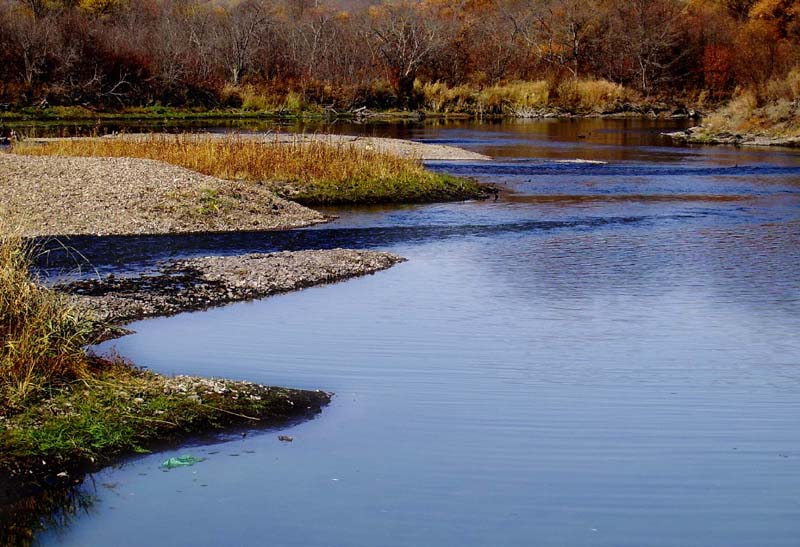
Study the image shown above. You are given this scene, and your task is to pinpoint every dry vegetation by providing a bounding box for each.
[702,68,800,138]
[417,79,637,115]
[14,135,484,205]
[2,0,797,116]
[0,234,96,409]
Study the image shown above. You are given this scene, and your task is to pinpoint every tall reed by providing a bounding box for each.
[0,234,95,408]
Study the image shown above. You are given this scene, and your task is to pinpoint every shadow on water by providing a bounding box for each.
[32,216,653,276]
[432,161,800,178]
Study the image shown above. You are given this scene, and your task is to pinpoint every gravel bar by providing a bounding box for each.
[0,153,326,237]
[61,249,405,326]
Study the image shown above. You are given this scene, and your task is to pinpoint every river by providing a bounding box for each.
[34,118,800,546]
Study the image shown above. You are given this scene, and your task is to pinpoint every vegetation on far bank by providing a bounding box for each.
[2,0,798,116]
[415,79,643,117]
[13,135,485,205]
[2,77,657,120]
[698,69,800,139]
[0,78,655,123]
[667,68,800,144]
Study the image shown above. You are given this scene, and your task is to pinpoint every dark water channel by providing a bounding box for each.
[33,119,800,546]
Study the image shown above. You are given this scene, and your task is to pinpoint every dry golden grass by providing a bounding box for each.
[705,69,800,138]
[418,79,637,115]
[555,79,632,112]
[0,234,96,408]
[14,135,482,205]
[224,84,315,113]
[478,81,552,115]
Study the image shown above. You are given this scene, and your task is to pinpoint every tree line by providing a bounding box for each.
[1,0,798,110]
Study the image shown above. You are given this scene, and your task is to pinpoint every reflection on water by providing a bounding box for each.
[19,119,800,546]
[0,484,93,546]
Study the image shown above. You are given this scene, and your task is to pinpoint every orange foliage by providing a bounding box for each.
[0,0,797,109]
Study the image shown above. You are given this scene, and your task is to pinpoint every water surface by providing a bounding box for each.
[36,119,800,546]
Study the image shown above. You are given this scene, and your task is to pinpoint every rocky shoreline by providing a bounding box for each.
[62,249,405,328]
[0,132,413,534]
[664,126,800,148]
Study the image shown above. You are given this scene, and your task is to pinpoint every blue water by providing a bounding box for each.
[36,119,800,546]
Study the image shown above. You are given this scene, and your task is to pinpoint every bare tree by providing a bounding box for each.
[466,8,528,83]
[10,10,54,88]
[20,0,47,18]
[607,0,686,94]
[289,9,335,86]
[368,1,443,107]
[214,0,273,86]
[500,0,600,78]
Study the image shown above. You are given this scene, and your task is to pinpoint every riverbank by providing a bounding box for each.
[0,96,696,126]
[665,126,800,148]
[0,367,332,504]
[0,241,404,522]
[664,91,800,148]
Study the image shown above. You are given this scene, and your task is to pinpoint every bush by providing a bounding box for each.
[416,79,638,116]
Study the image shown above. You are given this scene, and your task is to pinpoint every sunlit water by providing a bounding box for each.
[35,119,800,546]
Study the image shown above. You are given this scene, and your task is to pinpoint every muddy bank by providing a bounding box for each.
[665,126,800,148]
[0,153,327,238]
[61,249,405,327]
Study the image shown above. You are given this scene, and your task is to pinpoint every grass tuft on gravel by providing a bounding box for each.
[14,134,485,205]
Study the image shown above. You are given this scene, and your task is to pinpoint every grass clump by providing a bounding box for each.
[14,135,484,205]
[0,234,96,409]
[554,79,632,113]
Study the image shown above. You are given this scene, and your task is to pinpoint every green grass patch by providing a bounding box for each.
[1,363,328,464]
[0,235,329,486]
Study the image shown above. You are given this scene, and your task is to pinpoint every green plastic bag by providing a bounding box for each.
[161,454,205,469]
